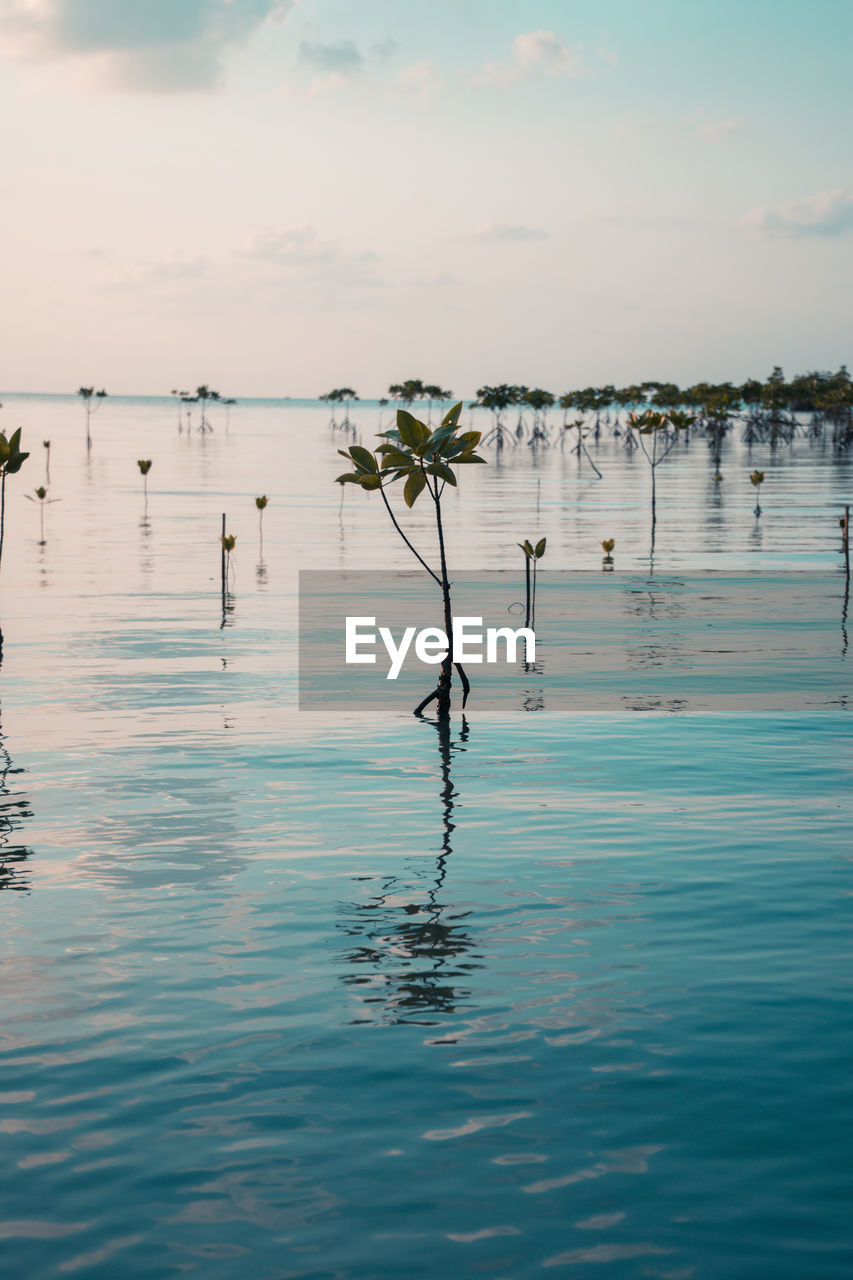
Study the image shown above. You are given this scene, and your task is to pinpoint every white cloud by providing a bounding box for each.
[0,0,294,91]
[392,58,441,97]
[241,227,338,266]
[742,188,853,238]
[696,116,743,140]
[114,252,209,292]
[239,227,381,284]
[469,221,548,243]
[472,29,580,87]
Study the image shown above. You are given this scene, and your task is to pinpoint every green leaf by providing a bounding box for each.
[377,448,412,468]
[426,462,457,485]
[403,469,426,508]
[397,410,420,448]
[335,471,363,484]
[535,537,546,559]
[5,451,29,474]
[441,401,463,429]
[360,474,382,490]
[348,445,379,473]
[9,428,22,453]
[522,540,534,557]
[454,453,487,464]
[459,430,482,448]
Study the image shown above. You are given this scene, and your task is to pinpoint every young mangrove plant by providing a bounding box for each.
[750,470,765,517]
[24,485,59,546]
[629,409,689,532]
[255,495,268,549]
[137,459,152,499]
[77,387,107,449]
[601,537,615,570]
[336,402,486,716]
[564,417,603,478]
[518,537,546,628]
[321,388,359,431]
[43,440,50,483]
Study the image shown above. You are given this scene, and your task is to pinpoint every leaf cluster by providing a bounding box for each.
[518,537,546,560]
[0,428,29,476]
[336,402,485,508]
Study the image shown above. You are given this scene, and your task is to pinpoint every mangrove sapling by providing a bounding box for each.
[524,390,555,446]
[750,470,765,517]
[473,385,516,449]
[24,485,58,545]
[137,460,152,513]
[629,409,689,533]
[841,506,850,582]
[171,390,189,430]
[194,386,220,433]
[255,495,268,551]
[564,418,603,479]
[601,538,615,570]
[77,387,107,449]
[336,402,486,716]
[0,429,31,649]
[43,440,50,483]
[517,538,546,629]
[224,398,237,432]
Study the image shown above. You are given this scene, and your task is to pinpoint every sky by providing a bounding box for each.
[1,0,852,397]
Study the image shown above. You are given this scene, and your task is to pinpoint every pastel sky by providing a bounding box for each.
[1,0,852,397]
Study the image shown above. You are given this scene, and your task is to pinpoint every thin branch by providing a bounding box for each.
[379,483,441,585]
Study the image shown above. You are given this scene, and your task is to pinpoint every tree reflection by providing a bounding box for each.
[337,715,482,1025]
[0,706,33,892]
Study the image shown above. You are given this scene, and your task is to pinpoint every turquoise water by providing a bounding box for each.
[1,396,851,1277]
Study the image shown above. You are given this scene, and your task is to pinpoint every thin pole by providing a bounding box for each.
[844,505,850,581]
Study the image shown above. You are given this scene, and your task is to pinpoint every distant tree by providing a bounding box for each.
[77,387,107,449]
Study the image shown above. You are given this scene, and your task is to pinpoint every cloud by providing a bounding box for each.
[0,0,294,91]
[298,38,364,75]
[392,58,441,97]
[742,188,853,238]
[472,29,580,86]
[241,227,338,266]
[239,226,381,283]
[114,252,209,292]
[469,221,548,243]
[696,116,743,140]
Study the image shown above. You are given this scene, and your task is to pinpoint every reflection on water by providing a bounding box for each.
[339,716,482,1024]
[0,709,32,892]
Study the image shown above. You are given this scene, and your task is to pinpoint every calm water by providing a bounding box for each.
[1,395,851,1278]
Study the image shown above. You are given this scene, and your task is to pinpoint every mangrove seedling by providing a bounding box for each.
[194,386,220,433]
[601,537,615,570]
[171,389,189,430]
[336,401,486,716]
[43,440,50,482]
[137,458,152,496]
[629,409,688,532]
[220,532,236,585]
[24,485,58,546]
[750,470,765,517]
[255,495,268,548]
[518,537,546,628]
[564,417,603,478]
[77,386,107,449]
